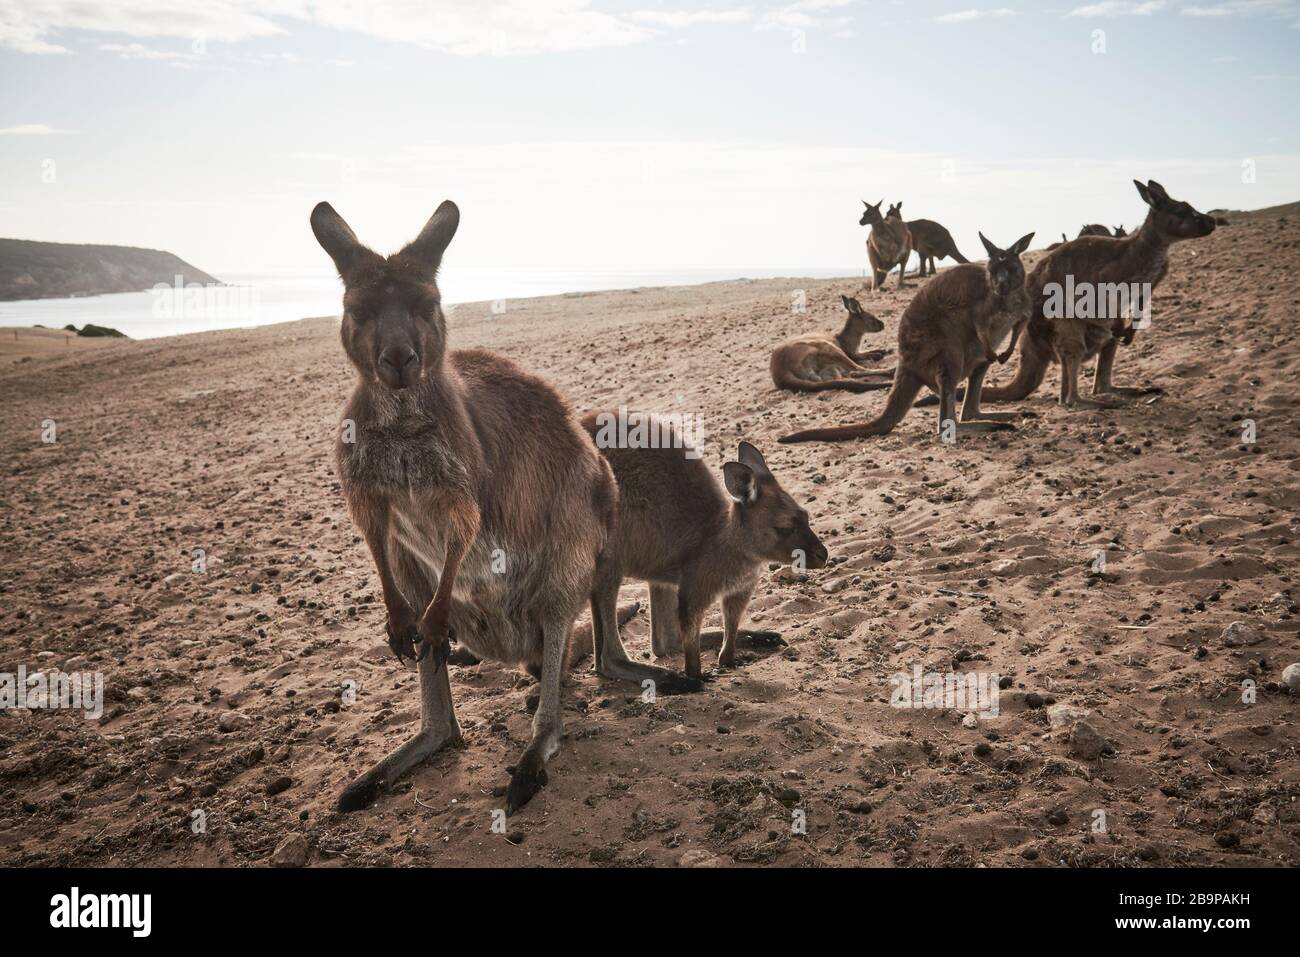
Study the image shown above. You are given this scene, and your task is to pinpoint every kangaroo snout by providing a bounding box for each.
[805,539,829,569]
[378,344,420,389]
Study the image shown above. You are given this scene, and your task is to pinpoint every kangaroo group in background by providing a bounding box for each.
[886,202,970,276]
[312,200,625,816]
[769,295,893,393]
[578,419,826,680]
[1078,224,1126,238]
[861,200,913,290]
[779,232,1034,444]
[956,180,1215,410]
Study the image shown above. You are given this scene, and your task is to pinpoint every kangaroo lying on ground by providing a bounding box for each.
[770,295,893,393]
[312,199,617,816]
[887,203,969,276]
[939,180,1215,410]
[1078,224,1127,239]
[578,418,827,680]
[779,231,1034,444]
[862,200,913,290]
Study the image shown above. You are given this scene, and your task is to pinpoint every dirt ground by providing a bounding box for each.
[1,204,1297,868]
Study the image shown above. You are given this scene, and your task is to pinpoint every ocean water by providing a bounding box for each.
[0,266,862,341]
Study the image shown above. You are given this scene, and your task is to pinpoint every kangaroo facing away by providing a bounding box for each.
[1078,224,1113,238]
[779,231,1035,444]
[959,180,1215,410]
[578,418,827,680]
[888,202,970,276]
[312,200,617,816]
[862,200,913,290]
[770,295,893,393]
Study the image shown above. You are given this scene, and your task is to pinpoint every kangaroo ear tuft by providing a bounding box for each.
[311,202,368,277]
[723,462,758,505]
[737,441,770,476]
[979,231,999,258]
[399,200,460,274]
[1011,232,1035,255]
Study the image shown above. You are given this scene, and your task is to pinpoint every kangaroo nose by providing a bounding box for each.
[379,346,418,374]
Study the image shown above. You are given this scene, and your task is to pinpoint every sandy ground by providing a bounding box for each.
[1,204,1297,868]
[0,326,121,365]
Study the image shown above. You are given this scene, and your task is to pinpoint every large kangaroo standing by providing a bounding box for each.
[312,200,616,815]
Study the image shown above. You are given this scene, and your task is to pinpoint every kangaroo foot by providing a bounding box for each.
[961,410,1029,422]
[955,421,1016,434]
[336,725,462,813]
[505,750,550,816]
[597,658,704,695]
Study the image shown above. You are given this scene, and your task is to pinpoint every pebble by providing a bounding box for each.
[961,713,979,729]
[1070,720,1108,761]
[1046,703,1092,731]
[1221,621,1264,647]
[678,849,723,868]
[265,775,294,796]
[1282,662,1300,692]
[270,833,310,867]
[218,710,249,732]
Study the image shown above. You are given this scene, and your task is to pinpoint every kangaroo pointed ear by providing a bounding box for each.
[737,441,770,476]
[1134,179,1155,207]
[399,200,460,274]
[1146,180,1170,204]
[862,199,870,207]
[841,294,860,313]
[311,202,369,277]
[723,462,758,506]
[1010,232,1035,255]
[979,231,999,258]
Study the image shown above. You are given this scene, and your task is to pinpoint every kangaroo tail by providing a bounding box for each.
[948,245,970,264]
[779,369,924,443]
[980,334,1049,401]
[779,375,891,394]
[566,600,640,668]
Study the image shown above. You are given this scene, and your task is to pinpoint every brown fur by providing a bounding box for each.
[312,199,616,815]
[978,180,1215,409]
[861,200,913,290]
[779,231,1034,443]
[769,295,892,393]
[888,203,969,276]
[579,418,827,679]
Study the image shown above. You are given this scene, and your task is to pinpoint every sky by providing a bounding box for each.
[0,0,1298,277]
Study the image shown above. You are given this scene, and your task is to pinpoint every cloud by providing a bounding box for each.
[1066,1,1166,16]
[933,8,1017,23]
[99,42,200,61]
[629,8,752,28]
[0,1,865,57]
[0,123,75,135]
[755,0,854,32]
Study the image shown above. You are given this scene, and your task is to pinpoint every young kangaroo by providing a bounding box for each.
[961,180,1215,410]
[888,203,970,277]
[579,417,827,680]
[1077,224,1114,238]
[312,200,617,816]
[861,200,913,291]
[778,231,1034,444]
[770,295,893,393]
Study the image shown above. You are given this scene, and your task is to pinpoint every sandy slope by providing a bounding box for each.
[0,207,1297,868]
